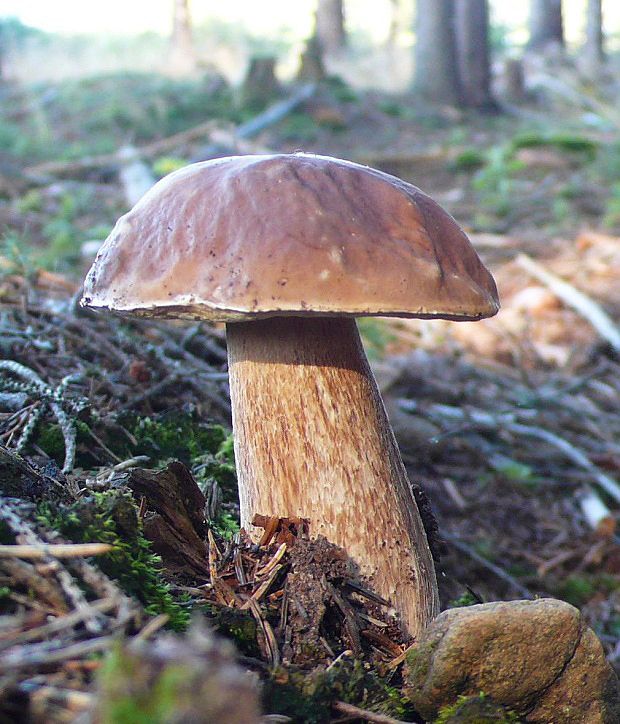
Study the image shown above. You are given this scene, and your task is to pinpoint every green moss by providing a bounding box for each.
[434,693,521,723]
[152,156,188,178]
[211,607,260,657]
[96,643,190,724]
[555,573,619,608]
[448,591,479,609]
[555,575,597,607]
[378,100,405,117]
[277,112,319,143]
[125,412,229,468]
[210,511,240,539]
[36,489,189,630]
[357,318,396,360]
[405,639,437,686]
[452,149,486,172]
[264,659,417,723]
[325,75,358,103]
[15,189,44,214]
[510,132,598,161]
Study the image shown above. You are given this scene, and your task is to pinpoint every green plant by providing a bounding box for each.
[603,182,620,227]
[555,574,596,607]
[152,156,188,178]
[452,149,486,173]
[37,490,189,630]
[358,318,396,360]
[510,132,598,161]
[434,693,521,723]
[488,455,535,484]
[472,146,525,219]
[263,658,416,723]
[96,643,190,724]
[15,189,44,214]
[448,591,480,608]
[0,233,39,278]
[277,112,319,142]
[378,100,405,118]
[325,76,358,103]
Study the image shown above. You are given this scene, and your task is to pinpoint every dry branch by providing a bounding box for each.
[0,543,113,559]
[332,700,410,724]
[516,253,620,352]
[25,83,316,180]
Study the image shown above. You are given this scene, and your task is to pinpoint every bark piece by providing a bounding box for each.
[0,444,68,502]
[120,462,209,577]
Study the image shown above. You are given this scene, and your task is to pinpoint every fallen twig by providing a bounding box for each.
[400,398,620,504]
[516,253,620,352]
[0,599,116,652]
[0,543,113,559]
[191,83,316,162]
[0,635,111,670]
[332,700,409,724]
[443,531,534,599]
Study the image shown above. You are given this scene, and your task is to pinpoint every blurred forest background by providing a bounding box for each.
[3,1,620,721]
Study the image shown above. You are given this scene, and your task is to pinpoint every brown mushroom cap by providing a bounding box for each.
[82,153,499,321]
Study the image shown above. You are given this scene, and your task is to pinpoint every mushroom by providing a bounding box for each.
[81,153,499,636]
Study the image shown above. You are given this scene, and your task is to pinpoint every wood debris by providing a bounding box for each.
[200,516,408,670]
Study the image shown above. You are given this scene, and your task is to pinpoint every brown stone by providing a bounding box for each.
[406,598,620,722]
[527,627,620,723]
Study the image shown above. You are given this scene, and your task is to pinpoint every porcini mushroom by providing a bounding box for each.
[81,153,499,636]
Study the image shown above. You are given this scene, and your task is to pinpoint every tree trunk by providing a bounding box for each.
[528,0,564,52]
[168,0,197,75]
[454,0,496,110]
[315,0,346,55]
[297,36,327,83]
[582,0,605,77]
[227,316,439,638]
[239,57,281,112]
[386,0,400,48]
[413,0,460,105]
[503,58,526,103]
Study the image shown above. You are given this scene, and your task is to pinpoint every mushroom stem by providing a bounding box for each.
[226,316,439,636]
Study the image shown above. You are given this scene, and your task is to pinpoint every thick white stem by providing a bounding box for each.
[226,316,439,637]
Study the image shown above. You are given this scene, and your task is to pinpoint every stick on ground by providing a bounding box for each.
[516,253,620,352]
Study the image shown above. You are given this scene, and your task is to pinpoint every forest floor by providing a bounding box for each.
[1,61,620,721]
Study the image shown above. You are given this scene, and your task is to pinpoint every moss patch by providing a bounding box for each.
[435,693,521,723]
[37,489,189,630]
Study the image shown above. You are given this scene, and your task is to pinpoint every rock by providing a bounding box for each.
[406,598,620,723]
[527,627,620,723]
